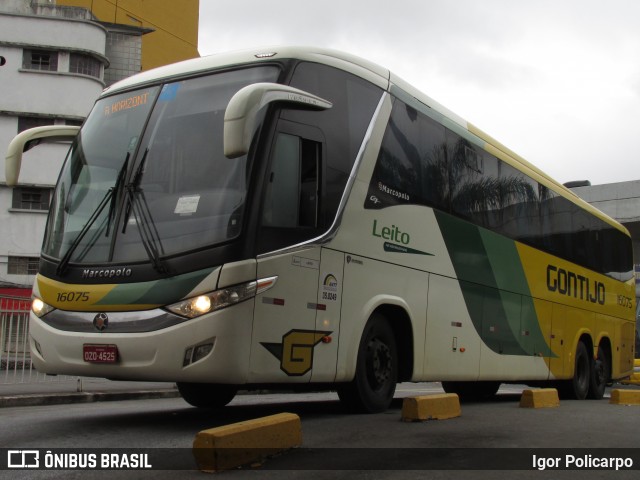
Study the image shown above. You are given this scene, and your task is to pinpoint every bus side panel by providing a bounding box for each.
[531,297,554,379]
[517,242,635,380]
[618,319,636,379]
[551,305,593,381]
[477,288,550,381]
[549,303,567,379]
[249,247,322,383]
[337,255,427,383]
[311,248,345,383]
[593,313,615,376]
[423,274,481,381]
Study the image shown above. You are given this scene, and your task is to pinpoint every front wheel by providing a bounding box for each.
[177,382,237,408]
[337,313,398,413]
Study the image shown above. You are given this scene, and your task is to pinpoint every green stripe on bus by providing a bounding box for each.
[96,267,214,306]
[435,210,552,356]
[479,229,555,357]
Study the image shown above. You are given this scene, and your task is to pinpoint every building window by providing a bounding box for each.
[69,53,101,78]
[8,256,40,275]
[11,187,52,211]
[23,49,58,71]
[17,117,84,133]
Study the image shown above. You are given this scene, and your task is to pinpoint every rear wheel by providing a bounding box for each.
[587,345,610,400]
[559,341,590,400]
[337,313,398,413]
[177,382,237,408]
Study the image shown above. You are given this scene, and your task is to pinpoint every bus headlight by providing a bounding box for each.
[32,297,54,318]
[165,276,277,319]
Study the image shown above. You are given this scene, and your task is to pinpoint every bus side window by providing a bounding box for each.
[258,131,322,253]
[262,133,319,228]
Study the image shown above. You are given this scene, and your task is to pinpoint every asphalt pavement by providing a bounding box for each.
[0,377,180,408]
[2,376,638,410]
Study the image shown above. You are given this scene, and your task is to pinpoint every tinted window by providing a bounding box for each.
[496,162,539,243]
[366,99,446,210]
[286,62,382,221]
[366,97,633,281]
[257,121,325,253]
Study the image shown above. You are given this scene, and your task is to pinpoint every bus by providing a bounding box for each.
[621,303,640,385]
[5,47,636,413]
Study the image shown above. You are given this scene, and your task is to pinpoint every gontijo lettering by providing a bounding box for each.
[546,264,605,305]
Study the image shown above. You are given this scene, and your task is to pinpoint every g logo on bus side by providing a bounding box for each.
[261,329,331,376]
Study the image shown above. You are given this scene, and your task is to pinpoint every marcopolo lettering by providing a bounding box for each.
[372,219,410,245]
[82,268,133,279]
[546,264,605,305]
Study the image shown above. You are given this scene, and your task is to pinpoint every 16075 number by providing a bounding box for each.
[56,291,90,303]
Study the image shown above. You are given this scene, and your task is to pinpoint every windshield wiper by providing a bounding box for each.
[56,154,130,276]
[106,152,129,236]
[121,148,168,273]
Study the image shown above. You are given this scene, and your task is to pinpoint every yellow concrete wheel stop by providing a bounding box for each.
[610,389,640,405]
[519,388,560,408]
[401,393,461,421]
[193,412,302,472]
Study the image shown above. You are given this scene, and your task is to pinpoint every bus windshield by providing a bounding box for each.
[43,66,280,266]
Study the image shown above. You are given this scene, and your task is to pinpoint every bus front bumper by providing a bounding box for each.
[28,300,254,383]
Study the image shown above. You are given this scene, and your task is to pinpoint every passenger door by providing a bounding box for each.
[249,121,331,383]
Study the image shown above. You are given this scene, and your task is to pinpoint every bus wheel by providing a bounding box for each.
[560,341,590,400]
[176,382,237,408]
[337,313,398,413]
[441,381,500,402]
[587,345,610,400]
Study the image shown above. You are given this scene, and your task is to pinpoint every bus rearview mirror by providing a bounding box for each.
[5,125,80,186]
[224,82,332,159]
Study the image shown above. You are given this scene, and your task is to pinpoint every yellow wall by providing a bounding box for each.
[57,0,200,70]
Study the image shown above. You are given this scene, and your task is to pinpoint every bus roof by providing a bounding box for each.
[103,46,391,95]
[103,46,629,237]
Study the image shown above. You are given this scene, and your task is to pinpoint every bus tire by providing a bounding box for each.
[441,381,500,402]
[337,313,398,413]
[560,341,590,400]
[176,382,237,408]
[587,345,610,400]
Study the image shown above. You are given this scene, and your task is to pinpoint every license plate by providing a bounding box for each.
[83,344,118,364]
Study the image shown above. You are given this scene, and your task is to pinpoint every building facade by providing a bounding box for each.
[0,0,200,296]
[0,1,108,293]
[57,0,200,71]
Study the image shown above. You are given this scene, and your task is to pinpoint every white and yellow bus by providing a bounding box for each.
[5,47,636,412]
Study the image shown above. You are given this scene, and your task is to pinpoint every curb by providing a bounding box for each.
[0,389,181,408]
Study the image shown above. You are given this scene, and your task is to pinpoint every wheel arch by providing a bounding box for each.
[373,304,414,382]
[569,330,593,377]
[596,335,612,360]
[337,296,416,383]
